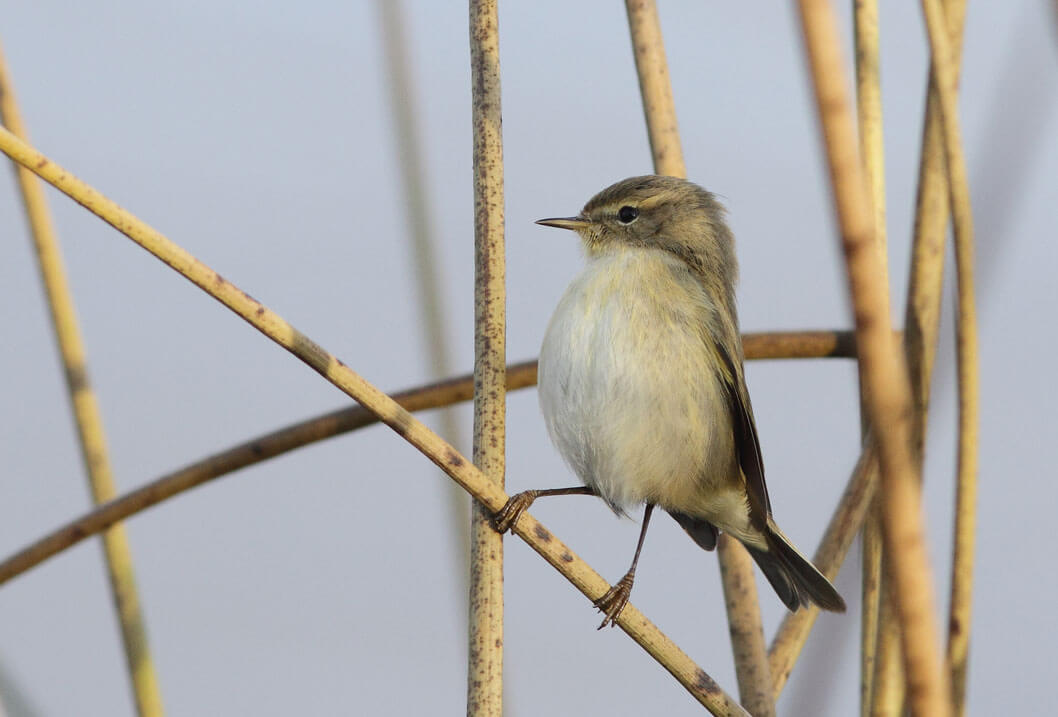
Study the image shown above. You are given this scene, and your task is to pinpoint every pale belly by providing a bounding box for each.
[538,249,745,525]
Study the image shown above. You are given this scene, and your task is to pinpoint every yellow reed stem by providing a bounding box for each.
[0,42,164,717]
[0,125,750,716]
[860,509,883,714]
[872,0,968,709]
[467,0,507,713]
[871,570,905,716]
[919,2,979,713]
[768,0,966,689]
[717,536,775,717]
[795,2,950,715]
[624,0,685,178]
[852,2,888,712]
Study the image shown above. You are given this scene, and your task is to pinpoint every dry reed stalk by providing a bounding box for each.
[852,2,888,712]
[871,575,905,716]
[624,2,771,712]
[795,1,950,715]
[0,125,750,716]
[468,0,507,713]
[377,0,471,621]
[0,332,855,588]
[873,0,969,709]
[919,2,979,713]
[860,513,884,714]
[717,536,774,717]
[0,42,164,717]
[770,0,968,697]
[624,0,685,178]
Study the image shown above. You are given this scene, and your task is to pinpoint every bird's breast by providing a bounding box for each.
[538,248,737,513]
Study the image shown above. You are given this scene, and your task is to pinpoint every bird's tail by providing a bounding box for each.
[745,519,846,613]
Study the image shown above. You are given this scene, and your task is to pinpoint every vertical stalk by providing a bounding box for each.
[0,42,164,717]
[794,2,951,715]
[717,536,775,717]
[852,2,888,713]
[873,1,969,712]
[624,2,772,713]
[919,2,979,713]
[870,579,905,715]
[624,0,685,178]
[377,0,471,630]
[467,1,507,715]
[860,514,883,715]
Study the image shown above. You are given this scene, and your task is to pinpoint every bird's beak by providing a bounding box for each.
[536,216,590,231]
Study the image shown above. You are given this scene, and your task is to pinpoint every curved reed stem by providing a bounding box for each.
[0,126,749,716]
[0,42,164,717]
[0,331,853,589]
[795,2,949,714]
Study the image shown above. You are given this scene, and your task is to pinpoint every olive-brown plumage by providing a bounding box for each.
[495,175,845,625]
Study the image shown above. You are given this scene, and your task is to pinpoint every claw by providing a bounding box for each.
[593,572,636,629]
[492,490,539,534]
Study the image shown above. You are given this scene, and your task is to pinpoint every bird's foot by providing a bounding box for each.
[594,571,636,629]
[492,490,540,534]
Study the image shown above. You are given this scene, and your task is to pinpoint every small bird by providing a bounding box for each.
[494,175,845,628]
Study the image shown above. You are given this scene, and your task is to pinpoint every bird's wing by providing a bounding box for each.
[714,339,773,529]
[668,510,719,551]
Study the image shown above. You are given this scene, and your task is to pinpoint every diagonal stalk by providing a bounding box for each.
[0,125,747,716]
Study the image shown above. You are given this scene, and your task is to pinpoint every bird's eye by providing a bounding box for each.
[617,206,639,224]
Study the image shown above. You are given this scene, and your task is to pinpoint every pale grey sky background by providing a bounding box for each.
[1,2,1055,715]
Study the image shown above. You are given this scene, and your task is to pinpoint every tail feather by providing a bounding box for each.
[747,520,846,613]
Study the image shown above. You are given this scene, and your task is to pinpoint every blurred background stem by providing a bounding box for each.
[376,0,471,642]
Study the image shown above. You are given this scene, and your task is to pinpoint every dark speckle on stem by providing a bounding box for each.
[389,408,413,437]
[533,524,551,542]
[694,668,721,695]
[64,363,89,394]
[445,449,464,468]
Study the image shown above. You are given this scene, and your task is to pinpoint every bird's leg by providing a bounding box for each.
[594,503,655,629]
[492,486,596,533]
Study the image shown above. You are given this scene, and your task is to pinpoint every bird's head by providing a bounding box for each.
[536,175,736,282]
